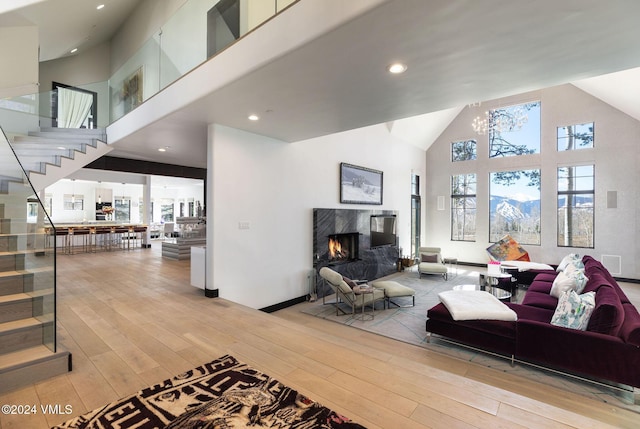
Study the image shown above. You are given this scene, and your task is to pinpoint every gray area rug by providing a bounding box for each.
[302,266,640,413]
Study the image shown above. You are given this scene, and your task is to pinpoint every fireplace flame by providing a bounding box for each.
[328,237,348,259]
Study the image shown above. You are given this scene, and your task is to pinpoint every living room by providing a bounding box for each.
[3,1,640,427]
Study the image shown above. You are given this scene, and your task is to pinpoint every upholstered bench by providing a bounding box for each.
[371,280,415,308]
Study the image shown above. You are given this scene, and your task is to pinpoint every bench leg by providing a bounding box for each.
[387,295,415,308]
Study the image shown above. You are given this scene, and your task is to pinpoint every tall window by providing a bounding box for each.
[489,101,541,158]
[411,174,421,257]
[161,200,175,223]
[451,139,476,161]
[451,174,476,241]
[558,165,594,248]
[44,194,53,217]
[490,169,540,245]
[139,198,145,222]
[115,198,131,223]
[558,122,594,151]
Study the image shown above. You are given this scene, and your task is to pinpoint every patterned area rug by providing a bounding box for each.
[52,355,366,429]
[303,268,640,413]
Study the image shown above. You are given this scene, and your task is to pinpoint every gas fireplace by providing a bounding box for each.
[328,232,359,262]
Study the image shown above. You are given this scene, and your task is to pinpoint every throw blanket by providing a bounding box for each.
[500,260,554,272]
[52,355,365,429]
[439,290,517,321]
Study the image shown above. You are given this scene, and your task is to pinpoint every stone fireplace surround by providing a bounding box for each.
[313,208,399,297]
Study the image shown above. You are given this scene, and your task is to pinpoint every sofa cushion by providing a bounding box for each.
[531,272,558,284]
[619,303,640,346]
[521,290,558,310]
[582,272,612,295]
[507,303,554,323]
[551,290,596,331]
[583,256,632,305]
[427,302,516,339]
[587,285,625,336]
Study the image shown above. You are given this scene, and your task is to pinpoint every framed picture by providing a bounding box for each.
[340,162,383,205]
[122,67,143,114]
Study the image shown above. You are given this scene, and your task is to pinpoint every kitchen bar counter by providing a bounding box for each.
[46,224,147,254]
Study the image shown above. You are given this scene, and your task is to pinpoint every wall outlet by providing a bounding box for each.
[238,222,250,230]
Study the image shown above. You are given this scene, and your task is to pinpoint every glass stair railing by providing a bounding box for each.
[0,126,70,394]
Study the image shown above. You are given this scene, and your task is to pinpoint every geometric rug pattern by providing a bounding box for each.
[51,354,367,429]
[302,267,640,413]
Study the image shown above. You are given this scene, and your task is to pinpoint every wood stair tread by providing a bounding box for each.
[0,345,68,372]
[0,292,32,304]
[0,270,33,278]
[0,317,47,333]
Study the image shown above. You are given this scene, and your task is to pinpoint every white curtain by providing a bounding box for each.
[57,87,93,128]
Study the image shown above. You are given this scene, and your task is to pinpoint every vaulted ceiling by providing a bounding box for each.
[3,0,640,168]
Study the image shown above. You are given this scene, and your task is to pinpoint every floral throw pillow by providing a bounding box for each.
[551,290,596,330]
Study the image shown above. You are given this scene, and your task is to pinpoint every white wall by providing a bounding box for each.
[208,123,426,309]
[425,84,640,278]
[0,26,38,98]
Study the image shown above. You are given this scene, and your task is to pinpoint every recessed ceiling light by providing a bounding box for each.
[158,147,168,152]
[57,146,66,150]
[97,4,105,10]
[70,48,78,54]
[388,63,407,74]
[248,114,259,121]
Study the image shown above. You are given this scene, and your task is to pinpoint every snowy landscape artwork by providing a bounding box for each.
[340,163,383,205]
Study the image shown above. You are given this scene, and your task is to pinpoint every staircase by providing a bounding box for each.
[0,126,83,394]
[0,202,70,394]
[10,127,113,191]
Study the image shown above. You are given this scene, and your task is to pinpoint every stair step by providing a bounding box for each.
[0,293,34,323]
[0,317,50,354]
[13,146,75,158]
[0,271,35,295]
[0,345,71,395]
[0,218,9,234]
[28,131,106,142]
[38,126,106,137]
[0,233,18,252]
[13,136,93,150]
[0,252,26,271]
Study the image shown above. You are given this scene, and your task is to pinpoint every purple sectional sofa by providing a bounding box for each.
[426,256,640,391]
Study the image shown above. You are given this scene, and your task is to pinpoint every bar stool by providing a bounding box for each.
[71,228,91,254]
[113,227,129,250]
[55,228,69,254]
[131,226,147,249]
[95,227,111,251]
[88,227,97,253]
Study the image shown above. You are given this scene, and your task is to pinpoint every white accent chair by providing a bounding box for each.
[318,267,385,316]
[162,222,175,240]
[418,246,448,280]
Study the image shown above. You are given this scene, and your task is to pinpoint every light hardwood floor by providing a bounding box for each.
[1,243,638,429]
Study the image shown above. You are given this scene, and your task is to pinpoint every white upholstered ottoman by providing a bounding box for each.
[371,280,416,308]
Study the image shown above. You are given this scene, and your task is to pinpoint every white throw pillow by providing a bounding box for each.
[550,270,577,298]
[564,263,589,294]
[551,290,596,330]
[556,253,580,272]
